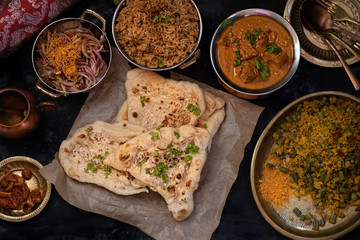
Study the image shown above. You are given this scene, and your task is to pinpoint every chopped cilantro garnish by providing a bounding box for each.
[85,161,97,174]
[87,131,90,137]
[171,162,177,166]
[203,124,208,128]
[261,73,267,80]
[146,45,151,50]
[174,131,180,139]
[187,103,201,116]
[167,141,173,149]
[265,42,280,55]
[140,96,145,107]
[153,14,162,23]
[171,148,181,156]
[164,16,171,23]
[146,162,170,182]
[185,142,199,154]
[162,174,169,183]
[149,131,160,140]
[166,153,174,160]
[184,155,193,163]
[156,125,163,131]
[93,151,109,163]
[154,152,159,157]
[245,32,256,45]
[158,60,165,68]
[254,59,262,69]
[254,59,269,80]
[221,19,234,28]
[139,158,147,166]
[103,165,111,178]
[254,28,263,36]
[153,169,161,176]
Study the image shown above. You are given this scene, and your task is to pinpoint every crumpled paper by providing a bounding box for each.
[40,47,264,240]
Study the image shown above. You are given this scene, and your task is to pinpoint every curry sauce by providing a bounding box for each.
[216,15,293,90]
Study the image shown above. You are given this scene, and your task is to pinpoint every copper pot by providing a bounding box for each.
[0,87,55,139]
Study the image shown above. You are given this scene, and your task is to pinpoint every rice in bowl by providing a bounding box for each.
[114,0,200,69]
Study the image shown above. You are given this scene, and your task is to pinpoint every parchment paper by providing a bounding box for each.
[40,47,264,240]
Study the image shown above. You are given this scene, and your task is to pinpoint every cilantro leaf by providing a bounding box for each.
[221,19,234,28]
[254,28,263,36]
[174,131,180,139]
[149,131,160,140]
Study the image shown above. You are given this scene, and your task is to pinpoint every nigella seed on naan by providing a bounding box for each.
[58,121,149,195]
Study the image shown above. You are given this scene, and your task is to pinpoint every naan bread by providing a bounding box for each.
[196,92,225,139]
[123,68,206,130]
[104,125,211,221]
[117,91,226,139]
[59,121,148,195]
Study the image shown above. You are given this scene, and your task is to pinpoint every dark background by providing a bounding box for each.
[0,0,359,239]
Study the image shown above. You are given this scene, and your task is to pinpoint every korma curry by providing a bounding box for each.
[216,15,294,90]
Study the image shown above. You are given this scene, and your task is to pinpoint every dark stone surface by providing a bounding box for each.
[0,0,359,239]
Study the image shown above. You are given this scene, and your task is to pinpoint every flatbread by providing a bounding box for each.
[196,92,225,139]
[104,125,211,221]
[58,120,149,195]
[116,91,226,139]
[123,68,206,130]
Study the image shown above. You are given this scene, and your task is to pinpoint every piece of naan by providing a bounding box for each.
[59,120,149,195]
[104,125,211,221]
[122,68,206,130]
[195,91,225,139]
[116,91,226,140]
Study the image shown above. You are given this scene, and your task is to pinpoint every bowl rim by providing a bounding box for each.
[210,8,301,97]
[250,91,360,239]
[111,0,203,71]
[0,156,52,222]
[31,17,113,94]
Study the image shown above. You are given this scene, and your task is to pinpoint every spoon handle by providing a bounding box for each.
[325,38,360,90]
[333,26,360,42]
[326,31,360,61]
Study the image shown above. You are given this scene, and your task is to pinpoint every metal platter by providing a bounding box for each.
[284,0,360,67]
[0,156,51,222]
[251,92,360,239]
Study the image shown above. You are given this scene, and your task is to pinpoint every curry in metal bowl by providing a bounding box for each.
[210,9,300,99]
[217,15,293,89]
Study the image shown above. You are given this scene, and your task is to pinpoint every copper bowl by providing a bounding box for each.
[210,9,301,99]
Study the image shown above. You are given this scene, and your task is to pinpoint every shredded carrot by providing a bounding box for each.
[259,167,292,209]
[45,32,82,79]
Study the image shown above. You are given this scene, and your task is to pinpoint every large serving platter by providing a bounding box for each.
[251,91,360,239]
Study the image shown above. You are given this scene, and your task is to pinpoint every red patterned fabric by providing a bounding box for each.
[0,0,78,59]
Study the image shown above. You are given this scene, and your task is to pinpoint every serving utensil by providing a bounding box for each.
[302,2,360,42]
[322,29,360,61]
[319,0,360,27]
[301,1,360,90]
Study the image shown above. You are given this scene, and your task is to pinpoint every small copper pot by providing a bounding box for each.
[0,87,55,139]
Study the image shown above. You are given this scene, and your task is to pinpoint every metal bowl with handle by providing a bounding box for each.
[32,9,112,98]
[112,0,202,71]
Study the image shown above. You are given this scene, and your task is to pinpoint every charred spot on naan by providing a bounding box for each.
[119,153,130,162]
[178,209,187,217]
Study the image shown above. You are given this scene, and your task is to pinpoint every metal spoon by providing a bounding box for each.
[301,2,360,90]
[321,29,360,61]
[301,2,360,42]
